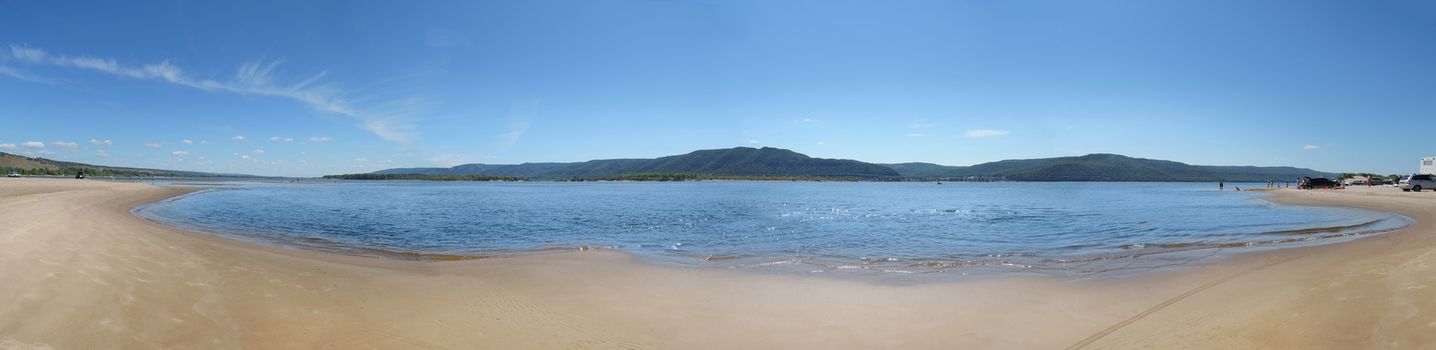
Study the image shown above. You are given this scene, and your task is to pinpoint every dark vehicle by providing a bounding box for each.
[1298,177,1339,189]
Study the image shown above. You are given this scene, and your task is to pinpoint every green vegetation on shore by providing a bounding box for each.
[321,173,527,181]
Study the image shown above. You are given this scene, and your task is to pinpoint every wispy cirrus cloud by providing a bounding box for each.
[21,141,44,148]
[308,136,333,142]
[964,129,1010,138]
[5,44,419,143]
[0,143,17,151]
[88,139,111,146]
[230,135,247,141]
[0,65,54,84]
[1302,144,1320,151]
[494,100,538,150]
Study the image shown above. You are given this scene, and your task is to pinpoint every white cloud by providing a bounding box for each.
[88,139,111,146]
[6,44,418,143]
[493,101,537,150]
[9,45,46,62]
[182,139,193,145]
[493,126,528,149]
[52,141,78,150]
[0,143,16,150]
[0,65,54,84]
[964,129,1010,138]
[95,150,110,157]
[307,136,332,142]
[1303,144,1320,151]
[231,135,247,141]
[171,151,190,157]
[748,140,760,144]
[21,141,43,148]
[143,142,164,148]
[816,141,826,145]
[240,155,252,160]
[270,136,294,142]
[252,149,265,155]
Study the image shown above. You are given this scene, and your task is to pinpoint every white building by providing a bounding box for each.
[1423,156,1436,175]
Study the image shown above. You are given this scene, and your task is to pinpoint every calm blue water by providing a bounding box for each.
[135,181,1409,276]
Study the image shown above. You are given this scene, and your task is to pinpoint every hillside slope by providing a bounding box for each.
[1,152,239,177]
[376,147,902,180]
[883,154,1332,181]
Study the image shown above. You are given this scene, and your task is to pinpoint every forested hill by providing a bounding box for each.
[370,148,1333,182]
[0,152,241,177]
[883,153,1333,181]
[375,147,901,180]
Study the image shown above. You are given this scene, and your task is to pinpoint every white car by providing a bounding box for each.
[1400,174,1435,192]
[5,173,20,178]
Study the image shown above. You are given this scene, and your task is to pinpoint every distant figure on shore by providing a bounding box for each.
[75,170,85,179]
[1219,180,1224,191]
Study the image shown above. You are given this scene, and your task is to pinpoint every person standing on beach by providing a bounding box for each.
[1219,180,1224,191]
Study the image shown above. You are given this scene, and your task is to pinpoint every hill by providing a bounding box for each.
[883,154,1334,181]
[0,152,243,177]
[375,147,902,180]
[369,149,1334,182]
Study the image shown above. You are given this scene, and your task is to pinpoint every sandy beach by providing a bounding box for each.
[2,179,1434,349]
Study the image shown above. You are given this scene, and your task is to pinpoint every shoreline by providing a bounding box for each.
[3,179,1435,348]
[130,181,1411,280]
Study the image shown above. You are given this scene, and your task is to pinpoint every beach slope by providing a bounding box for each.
[1,179,1434,349]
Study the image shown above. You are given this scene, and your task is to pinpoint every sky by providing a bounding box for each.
[1,0,1435,177]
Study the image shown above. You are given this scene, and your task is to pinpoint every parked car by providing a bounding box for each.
[1298,177,1339,189]
[5,172,20,178]
[1400,174,1435,192]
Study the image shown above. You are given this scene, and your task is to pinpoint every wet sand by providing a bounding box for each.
[1,179,1433,349]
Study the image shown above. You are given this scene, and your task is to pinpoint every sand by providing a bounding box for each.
[1,179,1433,349]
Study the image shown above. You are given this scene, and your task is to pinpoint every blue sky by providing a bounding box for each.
[1,0,1434,177]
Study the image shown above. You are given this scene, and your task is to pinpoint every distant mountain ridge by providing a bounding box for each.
[373,148,1333,181]
[883,153,1333,181]
[0,152,246,177]
[378,147,901,180]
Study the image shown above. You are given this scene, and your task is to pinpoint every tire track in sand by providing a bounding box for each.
[1065,254,1305,350]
